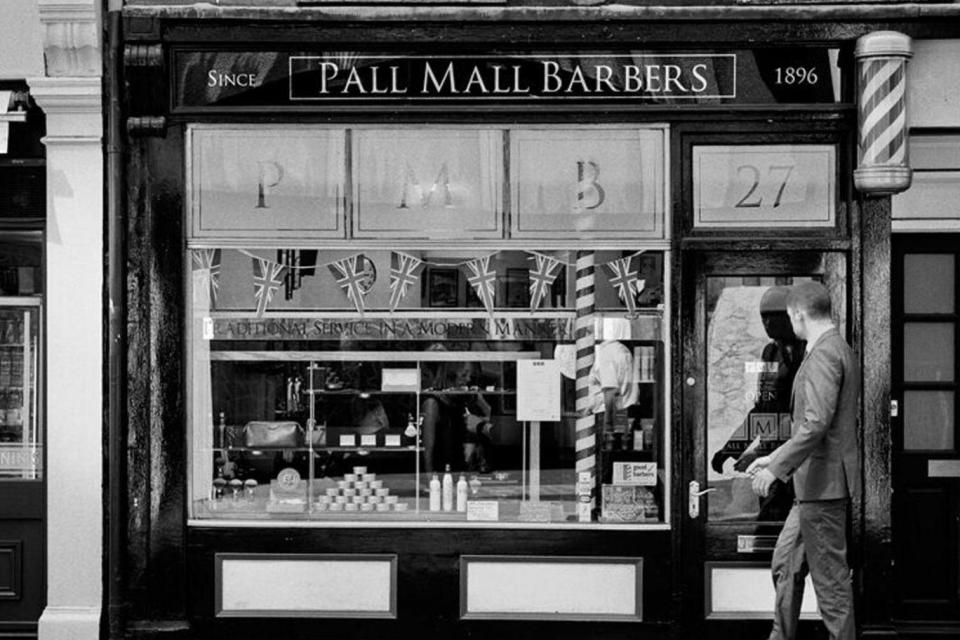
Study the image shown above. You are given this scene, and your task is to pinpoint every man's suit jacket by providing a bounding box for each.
[768,326,860,501]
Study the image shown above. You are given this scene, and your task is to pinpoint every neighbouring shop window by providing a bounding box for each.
[0,231,42,479]
[187,248,668,527]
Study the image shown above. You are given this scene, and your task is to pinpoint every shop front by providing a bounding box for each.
[111,5,942,639]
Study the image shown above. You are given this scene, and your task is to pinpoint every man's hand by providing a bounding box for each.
[745,455,771,476]
[464,412,485,434]
[751,468,777,497]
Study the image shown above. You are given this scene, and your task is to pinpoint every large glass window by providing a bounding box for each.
[0,232,42,480]
[185,125,670,527]
[188,247,668,526]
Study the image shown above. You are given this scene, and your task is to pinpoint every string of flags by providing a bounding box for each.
[252,257,286,318]
[190,248,649,317]
[601,256,646,317]
[191,249,221,305]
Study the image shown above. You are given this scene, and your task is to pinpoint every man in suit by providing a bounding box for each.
[747,281,860,640]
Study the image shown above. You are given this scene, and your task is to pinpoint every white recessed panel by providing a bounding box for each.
[893,171,960,220]
[710,566,819,619]
[464,559,640,620]
[929,460,960,477]
[219,556,394,617]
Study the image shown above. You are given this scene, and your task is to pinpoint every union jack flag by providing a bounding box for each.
[602,256,645,316]
[465,255,497,315]
[252,257,285,318]
[329,253,375,315]
[389,251,424,312]
[528,252,563,312]
[191,249,221,306]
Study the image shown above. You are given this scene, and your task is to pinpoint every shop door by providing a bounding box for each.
[891,235,960,623]
[681,250,847,639]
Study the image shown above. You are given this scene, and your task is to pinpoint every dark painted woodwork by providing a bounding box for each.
[118,8,960,48]
[105,8,936,639]
[123,127,188,621]
[0,539,22,598]
[890,234,960,625]
[678,127,853,241]
[680,250,853,640]
[0,518,43,635]
[184,527,672,640]
[0,622,38,640]
[860,198,894,637]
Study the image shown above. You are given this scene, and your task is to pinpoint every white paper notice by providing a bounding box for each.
[612,461,658,486]
[517,359,561,422]
[466,501,499,522]
[382,368,419,392]
[0,91,11,155]
[202,317,214,340]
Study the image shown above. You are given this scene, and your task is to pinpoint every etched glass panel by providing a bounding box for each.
[904,254,954,314]
[904,390,955,451]
[904,322,955,382]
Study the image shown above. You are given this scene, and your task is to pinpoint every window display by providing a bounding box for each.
[0,231,42,480]
[188,248,668,526]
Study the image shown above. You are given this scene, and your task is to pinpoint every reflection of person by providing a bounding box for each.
[589,318,638,434]
[748,281,860,640]
[710,286,803,522]
[420,358,457,474]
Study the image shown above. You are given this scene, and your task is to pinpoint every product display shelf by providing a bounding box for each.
[205,349,553,518]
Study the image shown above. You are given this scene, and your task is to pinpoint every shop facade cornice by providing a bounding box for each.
[39,0,101,77]
[120,2,960,23]
[28,77,103,140]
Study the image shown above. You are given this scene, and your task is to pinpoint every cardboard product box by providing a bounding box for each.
[601,484,655,523]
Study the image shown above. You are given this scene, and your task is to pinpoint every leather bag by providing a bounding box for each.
[243,421,304,448]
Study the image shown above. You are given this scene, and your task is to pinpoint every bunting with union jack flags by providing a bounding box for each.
[389,251,424,312]
[464,255,497,316]
[601,255,645,317]
[252,256,286,318]
[191,248,221,306]
[328,253,377,316]
[527,252,563,312]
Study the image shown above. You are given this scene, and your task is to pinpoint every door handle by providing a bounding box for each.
[688,480,717,519]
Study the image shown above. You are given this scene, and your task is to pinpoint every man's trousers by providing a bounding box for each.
[769,499,855,640]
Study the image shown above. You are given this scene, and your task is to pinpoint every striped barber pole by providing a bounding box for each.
[859,59,906,166]
[854,31,913,195]
[574,251,597,514]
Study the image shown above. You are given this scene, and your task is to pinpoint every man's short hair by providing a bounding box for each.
[786,281,832,319]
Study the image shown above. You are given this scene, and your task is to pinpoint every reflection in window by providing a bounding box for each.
[187,247,668,527]
[706,276,828,525]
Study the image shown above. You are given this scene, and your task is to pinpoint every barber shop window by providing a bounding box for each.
[185,125,671,528]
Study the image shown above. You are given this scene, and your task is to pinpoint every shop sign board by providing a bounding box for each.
[693,145,837,228]
[206,314,662,342]
[208,316,576,341]
[173,49,841,109]
[0,444,41,476]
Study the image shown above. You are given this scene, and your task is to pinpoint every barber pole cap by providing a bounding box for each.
[854,31,913,196]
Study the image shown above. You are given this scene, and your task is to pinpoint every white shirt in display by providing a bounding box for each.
[589,340,639,415]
